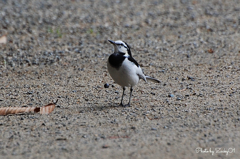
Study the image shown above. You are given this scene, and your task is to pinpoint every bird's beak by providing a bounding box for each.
[108,40,115,45]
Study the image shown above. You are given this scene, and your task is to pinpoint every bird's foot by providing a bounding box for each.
[119,103,131,107]
[124,103,131,107]
[119,103,124,107]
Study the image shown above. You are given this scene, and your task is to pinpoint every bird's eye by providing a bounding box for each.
[120,44,126,48]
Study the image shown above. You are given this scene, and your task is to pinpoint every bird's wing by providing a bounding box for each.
[136,67,147,82]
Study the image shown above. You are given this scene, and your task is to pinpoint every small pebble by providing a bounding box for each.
[159,70,165,73]
[102,145,109,148]
[176,97,181,101]
[104,83,109,88]
[187,76,195,81]
[151,92,155,95]
[151,127,157,131]
[74,48,79,52]
[131,126,136,130]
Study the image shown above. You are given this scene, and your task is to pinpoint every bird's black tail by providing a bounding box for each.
[146,76,161,83]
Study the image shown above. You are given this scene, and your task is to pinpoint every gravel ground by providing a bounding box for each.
[0,0,240,158]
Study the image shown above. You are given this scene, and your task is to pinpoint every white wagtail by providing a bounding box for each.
[107,40,160,106]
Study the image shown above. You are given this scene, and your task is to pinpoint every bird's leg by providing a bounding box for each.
[125,87,133,107]
[120,87,125,106]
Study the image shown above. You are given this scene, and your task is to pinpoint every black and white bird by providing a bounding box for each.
[107,40,160,106]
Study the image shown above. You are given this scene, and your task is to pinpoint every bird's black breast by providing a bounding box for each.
[108,53,126,70]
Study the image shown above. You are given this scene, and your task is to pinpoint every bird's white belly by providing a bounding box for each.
[107,60,139,87]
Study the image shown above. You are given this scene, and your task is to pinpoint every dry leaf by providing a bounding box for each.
[208,49,214,53]
[40,102,56,114]
[102,145,110,148]
[0,100,57,116]
[0,107,37,116]
[192,1,197,5]
[0,35,7,44]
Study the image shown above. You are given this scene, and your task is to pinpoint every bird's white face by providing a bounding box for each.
[109,40,129,55]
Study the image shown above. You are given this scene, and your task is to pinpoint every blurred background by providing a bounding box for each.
[1,0,239,68]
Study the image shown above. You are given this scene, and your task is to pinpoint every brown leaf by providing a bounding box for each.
[102,145,109,149]
[0,35,7,44]
[0,100,57,116]
[207,28,213,32]
[0,107,36,115]
[40,102,56,114]
[208,49,214,53]
[192,1,197,5]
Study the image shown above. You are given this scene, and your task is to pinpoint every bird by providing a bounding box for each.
[107,40,160,106]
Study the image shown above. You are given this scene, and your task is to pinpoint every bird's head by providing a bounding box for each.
[108,40,132,56]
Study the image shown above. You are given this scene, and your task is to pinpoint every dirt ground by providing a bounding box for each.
[0,0,240,158]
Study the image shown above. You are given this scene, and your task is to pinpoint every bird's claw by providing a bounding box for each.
[119,103,131,107]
